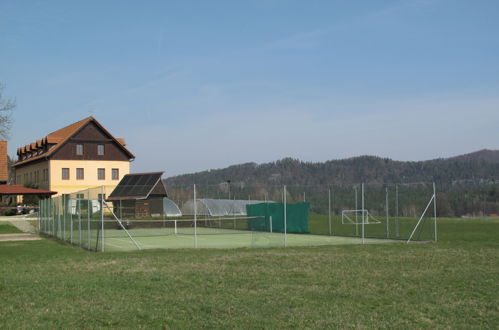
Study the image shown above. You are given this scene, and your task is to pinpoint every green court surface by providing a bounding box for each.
[102,227,400,251]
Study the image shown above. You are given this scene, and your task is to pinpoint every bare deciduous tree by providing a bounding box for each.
[0,84,15,139]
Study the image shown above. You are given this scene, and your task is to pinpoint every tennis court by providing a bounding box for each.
[102,225,399,251]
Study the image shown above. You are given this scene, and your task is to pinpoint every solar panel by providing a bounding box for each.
[108,172,165,200]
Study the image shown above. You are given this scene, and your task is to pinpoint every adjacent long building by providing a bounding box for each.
[13,116,135,197]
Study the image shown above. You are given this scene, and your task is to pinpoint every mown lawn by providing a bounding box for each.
[0,222,23,234]
[0,218,498,329]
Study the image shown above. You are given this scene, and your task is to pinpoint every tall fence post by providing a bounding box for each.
[87,189,91,249]
[328,188,331,236]
[355,186,358,236]
[284,185,287,247]
[433,182,437,242]
[63,195,66,241]
[386,186,389,238]
[194,184,198,248]
[361,183,365,244]
[101,186,105,252]
[78,195,82,247]
[57,198,61,239]
[395,184,399,237]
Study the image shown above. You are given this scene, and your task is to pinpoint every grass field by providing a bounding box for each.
[1,217,498,328]
[0,222,22,234]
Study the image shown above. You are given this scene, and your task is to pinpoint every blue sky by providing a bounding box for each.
[1,0,498,177]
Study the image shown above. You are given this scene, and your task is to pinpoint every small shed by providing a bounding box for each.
[107,172,181,218]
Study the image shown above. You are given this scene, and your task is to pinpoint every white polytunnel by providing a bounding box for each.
[181,199,270,216]
[163,198,182,217]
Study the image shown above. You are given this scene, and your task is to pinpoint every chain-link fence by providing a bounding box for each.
[39,186,105,251]
[39,183,436,252]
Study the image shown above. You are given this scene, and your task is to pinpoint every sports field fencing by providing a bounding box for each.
[38,183,437,252]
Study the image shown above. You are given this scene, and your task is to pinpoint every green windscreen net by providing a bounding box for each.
[247,202,309,233]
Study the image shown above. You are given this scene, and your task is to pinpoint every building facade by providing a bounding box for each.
[13,117,135,197]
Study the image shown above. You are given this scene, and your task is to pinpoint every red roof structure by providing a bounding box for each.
[0,185,56,197]
[14,116,134,167]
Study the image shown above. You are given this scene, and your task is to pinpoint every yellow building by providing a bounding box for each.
[13,116,135,197]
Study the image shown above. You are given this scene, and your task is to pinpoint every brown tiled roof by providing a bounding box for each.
[13,116,135,167]
[0,185,56,196]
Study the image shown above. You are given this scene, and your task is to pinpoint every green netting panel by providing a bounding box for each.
[247,202,309,233]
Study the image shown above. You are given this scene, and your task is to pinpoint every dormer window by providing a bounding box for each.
[76,144,84,155]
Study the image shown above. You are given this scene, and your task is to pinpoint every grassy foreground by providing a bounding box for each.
[0,218,498,329]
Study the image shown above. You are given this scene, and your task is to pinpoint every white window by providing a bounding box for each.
[97,144,105,156]
[112,168,119,180]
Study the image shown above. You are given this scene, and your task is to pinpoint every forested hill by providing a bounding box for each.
[165,149,499,188]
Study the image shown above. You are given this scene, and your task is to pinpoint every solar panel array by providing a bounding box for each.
[108,172,163,200]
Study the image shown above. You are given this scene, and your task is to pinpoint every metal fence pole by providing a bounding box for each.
[87,189,91,249]
[63,195,66,241]
[38,200,42,233]
[194,184,197,248]
[355,186,358,236]
[284,185,287,247]
[57,198,61,239]
[386,186,389,238]
[78,196,82,247]
[328,188,331,236]
[395,184,399,237]
[101,186,105,252]
[70,201,73,244]
[361,183,365,244]
[433,182,437,242]
[49,198,52,236]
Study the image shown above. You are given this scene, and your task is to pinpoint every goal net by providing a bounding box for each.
[341,209,381,225]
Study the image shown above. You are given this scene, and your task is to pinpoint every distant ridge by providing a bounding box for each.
[165,149,499,187]
[448,149,499,163]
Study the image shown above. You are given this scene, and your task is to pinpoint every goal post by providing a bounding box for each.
[341,209,381,225]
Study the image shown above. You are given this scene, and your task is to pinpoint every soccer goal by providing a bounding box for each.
[341,209,381,225]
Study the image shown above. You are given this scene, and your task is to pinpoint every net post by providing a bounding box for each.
[284,185,287,247]
[269,216,273,233]
[194,184,198,248]
[433,182,437,242]
[101,186,105,252]
[361,183,365,244]
[174,219,177,235]
[328,188,331,236]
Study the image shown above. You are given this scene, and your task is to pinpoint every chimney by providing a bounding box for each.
[0,141,8,184]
